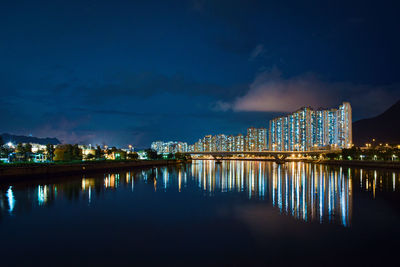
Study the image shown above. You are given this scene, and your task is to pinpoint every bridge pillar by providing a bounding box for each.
[212,155,223,164]
[273,154,287,164]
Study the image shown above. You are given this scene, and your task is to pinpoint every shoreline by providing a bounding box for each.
[1,158,399,182]
[0,160,182,180]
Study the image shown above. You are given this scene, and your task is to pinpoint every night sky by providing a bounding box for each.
[1,0,400,148]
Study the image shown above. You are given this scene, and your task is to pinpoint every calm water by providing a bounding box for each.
[1,160,399,266]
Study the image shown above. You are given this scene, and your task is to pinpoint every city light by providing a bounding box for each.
[269,102,352,151]
[167,102,353,154]
[6,186,15,213]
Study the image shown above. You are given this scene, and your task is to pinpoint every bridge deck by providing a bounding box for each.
[182,150,340,155]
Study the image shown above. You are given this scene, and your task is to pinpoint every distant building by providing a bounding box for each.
[150,141,188,154]
[215,134,227,151]
[226,135,234,151]
[203,135,213,152]
[234,134,245,151]
[194,139,203,152]
[151,141,163,153]
[152,103,351,153]
[268,102,352,151]
[245,127,267,151]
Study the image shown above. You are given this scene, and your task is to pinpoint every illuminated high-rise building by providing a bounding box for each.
[245,127,267,151]
[203,135,213,152]
[194,139,203,152]
[234,134,244,151]
[151,141,188,154]
[257,128,268,151]
[151,141,163,153]
[216,134,227,151]
[226,135,234,152]
[269,102,352,151]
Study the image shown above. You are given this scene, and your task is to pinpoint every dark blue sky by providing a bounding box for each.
[1,0,400,147]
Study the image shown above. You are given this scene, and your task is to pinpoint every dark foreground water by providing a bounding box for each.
[1,160,400,266]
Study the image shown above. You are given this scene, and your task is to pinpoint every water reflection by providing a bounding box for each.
[6,186,15,213]
[1,160,399,227]
[191,161,354,226]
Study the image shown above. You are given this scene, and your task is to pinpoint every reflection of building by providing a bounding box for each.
[7,161,400,228]
[269,102,352,151]
[190,161,353,226]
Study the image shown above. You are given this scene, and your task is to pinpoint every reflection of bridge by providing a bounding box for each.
[183,150,341,163]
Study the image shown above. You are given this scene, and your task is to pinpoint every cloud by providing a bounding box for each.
[215,68,400,118]
[211,100,232,112]
[249,44,265,61]
[32,114,95,144]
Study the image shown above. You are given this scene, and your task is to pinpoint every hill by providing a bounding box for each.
[0,133,61,145]
[353,100,400,146]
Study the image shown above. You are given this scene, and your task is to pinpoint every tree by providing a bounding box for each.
[86,154,95,160]
[64,144,74,161]
[16,143,24,153]
[116,150,127,160]
[95,145,104,160]
[145,149,158,160]
[175,152,184,160]
[127,152,139,160]
[54,147,66,161]
[167,153,174,159]
[53,144,82,161]
[325,153,338,160]
[72,144,82,160]
[0,146,11,158]
[54,145,70,161]
[107,147,117,155]
[14,143,32,161]
[0,136,3,147]
[46,144,55,161]
[24,143,32,154]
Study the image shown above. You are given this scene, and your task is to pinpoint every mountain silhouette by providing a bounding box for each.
[353,100,400,146]
[0,133,61,145]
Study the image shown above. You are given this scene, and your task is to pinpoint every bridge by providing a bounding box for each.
[182,150,341,163]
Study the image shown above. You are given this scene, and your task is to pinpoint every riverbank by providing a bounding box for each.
[0,160,183,179]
